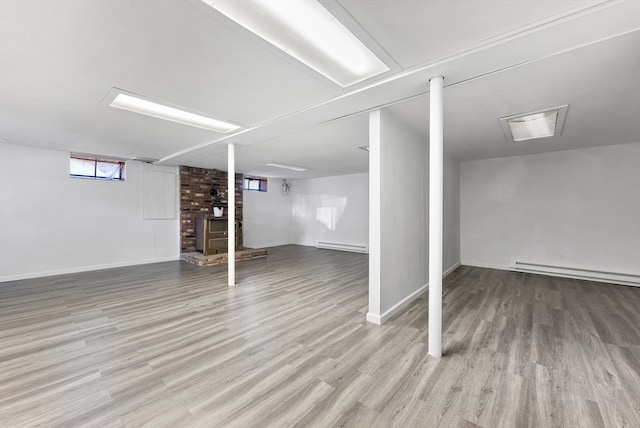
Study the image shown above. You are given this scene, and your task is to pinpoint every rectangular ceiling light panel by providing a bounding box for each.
[110,92,240,133]
[499,105,569,142]
[202,0,389,87]
[265,162,309,172]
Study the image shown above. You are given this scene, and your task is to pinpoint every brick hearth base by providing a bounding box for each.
[180,248,267,266]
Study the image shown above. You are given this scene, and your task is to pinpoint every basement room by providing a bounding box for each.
[1,1,639,427]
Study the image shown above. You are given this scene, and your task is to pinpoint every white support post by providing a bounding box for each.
[228,143,235,287]
[366,110,382,324]
[428,76,444,358]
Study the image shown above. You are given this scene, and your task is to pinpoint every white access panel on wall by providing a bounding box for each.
[142,166,178,219]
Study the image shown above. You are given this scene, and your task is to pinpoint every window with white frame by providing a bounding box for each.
[243,177,267,192]
[70,155,125,181]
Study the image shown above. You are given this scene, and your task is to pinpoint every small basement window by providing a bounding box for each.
[244,177,267,192]
[70,155,125,180]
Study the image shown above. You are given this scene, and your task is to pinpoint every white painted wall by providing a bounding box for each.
[444,154,461,274]
[242,178,293,248]
[0,143,180,281]
[461,143,640,275]
[368,111,382,320]
[378,109,429,317]
[368,108,461,323]
[291,173,369,249]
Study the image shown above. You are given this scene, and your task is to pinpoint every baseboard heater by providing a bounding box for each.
[509,260,640,287]
[316,241,369,253]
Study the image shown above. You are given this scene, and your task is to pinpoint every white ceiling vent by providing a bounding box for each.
[499,105,568,142]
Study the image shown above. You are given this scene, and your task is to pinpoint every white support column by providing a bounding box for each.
[228,143,235,287]
[366,110,382,324]
[428,76,444,358]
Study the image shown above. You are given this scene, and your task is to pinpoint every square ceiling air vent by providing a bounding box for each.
[499,105,568,142]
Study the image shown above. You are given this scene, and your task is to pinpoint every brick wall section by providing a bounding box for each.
[180,166,243,253]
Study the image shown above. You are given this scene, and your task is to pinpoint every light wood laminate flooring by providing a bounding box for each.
[1,245,639,427]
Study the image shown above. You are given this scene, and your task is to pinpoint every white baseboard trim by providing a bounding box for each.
[461,260,639,288]
[244,241,291,249]
[513,268,640,287]
[366,312,382,325]
[377,283,429,324]
[443,261,462,278]
[366,260,461,325]
[316,241,369,253]
[460,260,510,271]
[509,260,640,287]
[0,256,180,283]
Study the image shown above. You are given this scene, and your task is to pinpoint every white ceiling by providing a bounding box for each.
[1,0,639,179]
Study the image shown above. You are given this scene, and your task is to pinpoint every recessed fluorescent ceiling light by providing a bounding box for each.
[265,162,309,172]
[499,105,569,142]
[201,0,389,87]
[110,93,240,133]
